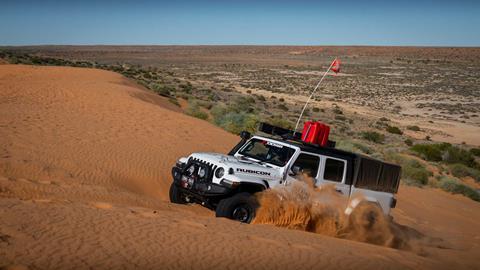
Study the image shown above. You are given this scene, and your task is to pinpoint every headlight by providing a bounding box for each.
[198,167,206,178]
[186,165,195,176]
[215,167,225,178]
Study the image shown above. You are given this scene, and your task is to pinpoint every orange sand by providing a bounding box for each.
[1,65,479,269]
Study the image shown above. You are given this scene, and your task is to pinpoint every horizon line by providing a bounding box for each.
[1,44,480,49]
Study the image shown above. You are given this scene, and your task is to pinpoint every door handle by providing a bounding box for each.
[335,189,343,194]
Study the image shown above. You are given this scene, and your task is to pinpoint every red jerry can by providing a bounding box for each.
[301,121,330,146]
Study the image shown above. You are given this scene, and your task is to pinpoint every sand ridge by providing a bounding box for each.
[1,65,479,269]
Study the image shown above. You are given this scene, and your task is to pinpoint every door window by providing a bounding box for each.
[292,153,320,178]
[323,158,345,182]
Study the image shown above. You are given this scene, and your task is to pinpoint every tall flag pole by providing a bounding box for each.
[293,58,341,134]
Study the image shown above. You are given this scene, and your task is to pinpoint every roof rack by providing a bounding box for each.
[257,122,336,148]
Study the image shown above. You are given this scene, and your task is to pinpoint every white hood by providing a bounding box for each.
[188,152,283,184]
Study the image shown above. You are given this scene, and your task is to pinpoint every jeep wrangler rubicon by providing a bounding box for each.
[169,122,401,223]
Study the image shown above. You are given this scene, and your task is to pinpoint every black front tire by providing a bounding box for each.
[215,192,258,223]
[169,183,187,204]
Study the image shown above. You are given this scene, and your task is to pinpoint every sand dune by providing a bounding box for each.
[0,64,237,203]
[1,65,479,269]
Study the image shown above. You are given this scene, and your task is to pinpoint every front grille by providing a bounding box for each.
[190,157,217,182]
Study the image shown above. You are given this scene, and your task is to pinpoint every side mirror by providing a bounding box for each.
[289,166,301,176]
[240,131,251,140]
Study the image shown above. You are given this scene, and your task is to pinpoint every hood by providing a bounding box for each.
[188,152,282,181]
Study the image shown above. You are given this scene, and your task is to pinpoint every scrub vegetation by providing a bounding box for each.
[2,47,479,202]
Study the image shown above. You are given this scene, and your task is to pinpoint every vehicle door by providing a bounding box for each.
[285,152,321,185]
[316,156,350,196]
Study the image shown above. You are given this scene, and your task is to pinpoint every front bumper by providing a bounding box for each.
[171,166,233,207]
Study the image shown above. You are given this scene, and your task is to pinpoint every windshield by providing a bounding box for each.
[238,138,295,167]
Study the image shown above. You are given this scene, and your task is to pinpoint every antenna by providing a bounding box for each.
[293,58,338,135]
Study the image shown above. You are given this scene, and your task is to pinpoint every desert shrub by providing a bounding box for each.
[336,140,372,155]
[411,143,478,169]
[198,100,213,110]
[470,148,480,157]
[410,143,450,162]
[269,117,293,130]
[168,97,180,107]
[246,90,252,94]
[404,139,413,146]
[279,98,285,102]
[151,84,174,97]
[333,107,343,114]
[180,83,193,94]
[436,176,480,202]
[211,105,259,134]
[228,96,255,113]
[186,101,208,120]
[379,117,390,122]
[255,94,266,102]
[335,115,346,121]
[277,104,289,111]
[361,131,384,144]
[407,125,421,131]
[386,125,403,135]
[449,164,480,182]
[352,142,372,154]
[385,153,432,186]
[442,146,477,168]
[312,107,320,112]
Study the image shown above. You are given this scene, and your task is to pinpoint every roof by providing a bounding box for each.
[255,134,358,161]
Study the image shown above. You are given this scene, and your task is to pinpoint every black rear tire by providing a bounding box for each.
[169,183,187,204]
[215,192,258,223]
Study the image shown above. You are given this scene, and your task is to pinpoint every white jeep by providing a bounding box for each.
[169,123,401,223]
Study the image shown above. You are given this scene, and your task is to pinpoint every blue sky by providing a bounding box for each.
[1,0,479,46]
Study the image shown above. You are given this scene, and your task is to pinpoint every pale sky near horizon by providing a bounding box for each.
[1,0,479,46]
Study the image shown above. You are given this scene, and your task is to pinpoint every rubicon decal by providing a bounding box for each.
[236,168,271,176]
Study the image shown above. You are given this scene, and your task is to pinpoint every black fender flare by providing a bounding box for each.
[235,182,267,194]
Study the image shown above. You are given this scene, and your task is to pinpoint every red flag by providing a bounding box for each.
[331,59,341,73]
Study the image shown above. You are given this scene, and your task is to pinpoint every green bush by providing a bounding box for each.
[168,97,180,107]
[436,176,480,202]
[230,96,255,113]
[385,153,432,186]
[470,148,480,157]
[361,131,384,144]
[180,83,193,94]
[410,143,480,169]
[211,104,259,134]
[186,101,208,120]
[442,146,477,168]
[449,164,480,182]
[407,125,421,131]
[403,162,431,186]
[410,143,451,162]
[404,139,413,146]
[151,84,174,97]
[386,126,403,135]
[336,140,372,155]
[269,117,293,130]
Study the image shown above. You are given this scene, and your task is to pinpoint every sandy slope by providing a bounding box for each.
[0,65,479,270]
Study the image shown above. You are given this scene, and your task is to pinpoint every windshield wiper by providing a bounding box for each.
[239,154,266,165]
